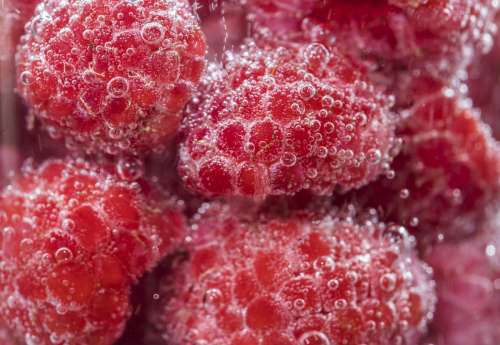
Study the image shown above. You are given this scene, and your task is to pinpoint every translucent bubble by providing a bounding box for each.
[367,149,382,165]
[322,96,334,109]
[380,273,397,292]
[203,288,222,310]
[334,299,348,309]
[313,256,335,272]
[399,189,410,199]
[82,70,98,84]
[20,71,33,85]
[141,22,165,44]
[298,82,316,100]
[55,247,74,264]
[299,331,331,345]
[317,146,328,158]
[117,157,145,181]
[327,279,339,290]
[107,77,129,98]
[293,298,306,310]
[303,43,330,71]
[82,29,93,40]
[281,152,297,167]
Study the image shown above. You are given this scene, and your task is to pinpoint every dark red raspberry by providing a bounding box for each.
[16,0,207,155]
[305,0,498,83]
[154,203,436,345]
[424,217,500,345]
[352,90,500,242]
[178,40,397,198]
[0,158,187,345]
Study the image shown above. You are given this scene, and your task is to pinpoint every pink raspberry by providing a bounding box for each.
[0,158,187,345]
[178,40,397,198]
[353,90,500,242]
[16,0,207,155]
[423,217,500,345]
[153,203,436,345]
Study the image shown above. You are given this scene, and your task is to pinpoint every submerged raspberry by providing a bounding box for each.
[424,217,500,345]
[16,0,207,155]
[154,203,435,345]
[178,40,397,198]
[353,90,500,242]
[302,0,498,101]
[0,158,187,345]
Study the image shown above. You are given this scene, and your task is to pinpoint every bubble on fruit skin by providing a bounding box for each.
[107,77,129,98]
[141,22,166,45]
[299,331,331,345]
[20,71,33,85]
[54,247,74,264]
[117,157,145,181]
[203,288,223,310]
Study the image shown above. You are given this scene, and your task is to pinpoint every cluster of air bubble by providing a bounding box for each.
[353,89,500,242]
[178,40,398,198]
[154,203,436,345]
[424,216,500,345]
[16,0,207,155]
[0,158,187,345]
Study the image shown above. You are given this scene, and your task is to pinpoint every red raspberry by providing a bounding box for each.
[16,0,207,155]
[0,158,187,345]
[424,218,500,345]
[301,0,498,101]
[352,90,500,242]
[154,203,436,345]
[178,40,397,198]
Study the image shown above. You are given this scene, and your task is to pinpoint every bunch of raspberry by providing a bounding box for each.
[16,0,207,155]
[0,158,187,345]
[178,40,397,198]
[153,203,436,345]
[351,90,500,242]
[424,217,500,345]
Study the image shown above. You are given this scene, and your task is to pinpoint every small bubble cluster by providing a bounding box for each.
[424,216,500,345]
[16,0,207,155]
[153,203,435,345]
[354,90,500,242]
[178,39,397,198]
[0,158,187,345]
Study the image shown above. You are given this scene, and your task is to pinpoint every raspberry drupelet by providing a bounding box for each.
[424,217,500,345]
[178,40,398,198]
[0,158,187,345]
[16,0,207,155]
[353,90,500,242]
[153,203,436,345]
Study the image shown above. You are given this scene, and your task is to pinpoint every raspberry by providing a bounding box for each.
[16,0,207,155]
[352,90,500,242]
[424,217,500,345]
[301,0,498,100]
[0,158,187,345]
[178,40,397,198]
[153,203,436,345]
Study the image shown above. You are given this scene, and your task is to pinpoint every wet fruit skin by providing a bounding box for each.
[154,203,436,345]
[178,40,397,199]
[423,217,500,345]
[16,0,207,155]
[0,158,187,345]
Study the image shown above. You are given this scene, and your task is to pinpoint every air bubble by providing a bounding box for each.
[107,77,129,98]
[313,256,335,272]
[367,149,382,165]
[141,22,165,44]
[281,152,297,167]
[293,299,306,310]
[334,299,348,309]
[298,82,316,100]
[399,189,410,199]
[299,331,331,345]
[117,157,145,181]
[380,273,397,292]
[20,71,33,85]
[304,43,330,72]
[203,288,222,310]
[327,279,339,290]
[54,247,74,264]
